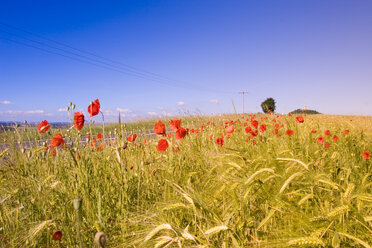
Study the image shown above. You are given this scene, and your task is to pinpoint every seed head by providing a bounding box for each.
[94,232,107,247]
[73,196,82,211]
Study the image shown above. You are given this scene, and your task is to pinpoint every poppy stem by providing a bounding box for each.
[100,111,105,143]
[73,196,83,248]
[46,226,50,248]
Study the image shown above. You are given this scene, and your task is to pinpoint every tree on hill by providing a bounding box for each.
[289,109,321,115]
[261,98,276,113]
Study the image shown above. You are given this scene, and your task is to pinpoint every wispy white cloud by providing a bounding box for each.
[102,109,116,116]
[148,112,159,116]
[1,100,12,105]
[116,108,132,113]
[162,111,172,117]
[0,110,46,115]
[176,101,185,106]
[58,108,67,112]
[210,99,219,104]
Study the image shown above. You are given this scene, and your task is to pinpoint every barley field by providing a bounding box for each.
[1,113,371,247]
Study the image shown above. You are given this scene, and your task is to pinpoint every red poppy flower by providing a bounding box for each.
[296,115,304,123]
[74,112,84,130]
[88,99,100,117]
[52,230,62,241]
[173,146,180,153]
[226,125,234,134]
[288,113,292,117]
[129,165,134,169]
[215,137,224,146]
[317,136,324,144]
[333,135,338,142]
[259,124,266,133]
[50,134,64,148]
[96,133,103,140]
[96,143,105,151]
[310,129,317,133]
[324,130,330,136]
[49,149,57,157]
[157,139,169,152]
[362,151,370,159]
[153,120,166,135]
[169,119,181,132]
[90,139,96,149]
[272,128,278,135]
[175,127,187,140]
[37,120,50,133]
[245,126,252,133]
[324,143,330,149]
[251,130,258,137]
[251,120,259,129]
[127,134,137,142]
[285,129,294,136]
[344,129,350,134]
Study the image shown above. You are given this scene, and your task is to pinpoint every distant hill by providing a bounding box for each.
[0,122,70,131]
[289,109,321,115]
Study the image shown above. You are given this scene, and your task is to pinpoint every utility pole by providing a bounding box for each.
[238,91,248,114]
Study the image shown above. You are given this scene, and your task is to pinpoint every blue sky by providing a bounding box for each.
[1,0,372,122]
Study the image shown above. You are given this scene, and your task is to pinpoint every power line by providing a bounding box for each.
[0,21,178,83]
[0,36,176,84]
[238,91,249,113]
[0,22,235,95]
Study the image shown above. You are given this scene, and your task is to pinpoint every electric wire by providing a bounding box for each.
[0,22,236,94]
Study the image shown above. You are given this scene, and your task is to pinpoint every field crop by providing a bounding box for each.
[1,108,372,247]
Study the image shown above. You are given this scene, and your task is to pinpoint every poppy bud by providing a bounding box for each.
[94,232,107,247]
[52,230,62,241]
[73,196,82,211]
[66,106,70,111]
[69,102,72,106]
[24,120,27,124]
[122,142,128,150]
[72,104,76,110]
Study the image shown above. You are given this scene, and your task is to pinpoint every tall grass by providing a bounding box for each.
[1,114,371,247]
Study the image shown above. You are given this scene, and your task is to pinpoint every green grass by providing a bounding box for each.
[1,114,371,247]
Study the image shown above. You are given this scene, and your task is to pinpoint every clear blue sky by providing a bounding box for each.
[1,0,372,122]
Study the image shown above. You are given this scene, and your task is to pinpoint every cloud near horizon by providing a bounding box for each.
[0,110,46,115]
[210,99,219,104]
[1,100,12,105]
[116,108,132,113]
[176,101,185,106]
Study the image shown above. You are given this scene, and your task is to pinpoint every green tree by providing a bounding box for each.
[261,97,276,113]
